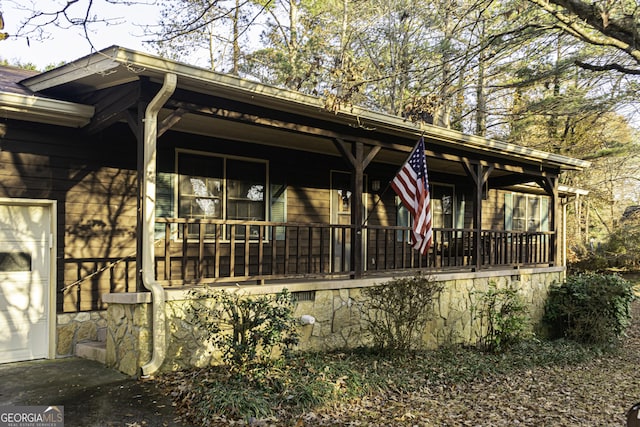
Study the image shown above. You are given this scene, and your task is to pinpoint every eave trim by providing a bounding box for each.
[0,91,94,127]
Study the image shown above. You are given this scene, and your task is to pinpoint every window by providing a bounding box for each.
[505,193,549,232]
[431,185,454,229]
[177,151,267,239]
[397,183,456,240]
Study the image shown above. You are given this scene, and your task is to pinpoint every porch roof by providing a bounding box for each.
[17,45,590,174]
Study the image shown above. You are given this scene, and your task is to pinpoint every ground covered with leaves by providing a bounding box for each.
[158,301,640,426]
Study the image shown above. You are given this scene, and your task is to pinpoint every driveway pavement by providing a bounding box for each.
[0,357,190,427]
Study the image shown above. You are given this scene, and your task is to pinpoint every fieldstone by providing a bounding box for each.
[56,325,76,356]
[75,312,90,322]
[133,305,150,327]
[312,291,333,322]
[109,304,126,323]
[105,333,116,367]
[75,321,97,342]
[57,313,73,325]
[118,351,138,377]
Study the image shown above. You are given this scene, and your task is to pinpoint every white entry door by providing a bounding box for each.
[0,203,51,363]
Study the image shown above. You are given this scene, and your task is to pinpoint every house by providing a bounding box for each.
[0,46,590,374]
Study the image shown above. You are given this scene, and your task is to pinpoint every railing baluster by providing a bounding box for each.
[198,222,205,281]
[214,223,221,278]
[181,223,188,281]
[271,224,277,275]
[258,224,264,278]
[307,226,313,274]
[229,224,236,277]
[164,222,171,281]
[284,226,290,275]
[319,225,326,273]
[244,225,250,277]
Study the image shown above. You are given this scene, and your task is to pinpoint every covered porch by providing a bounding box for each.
[19,46,589,303]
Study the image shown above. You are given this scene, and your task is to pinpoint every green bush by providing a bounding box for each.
[361,274,443,352]
[472,282,530,353]
[186,288,299,378]
[543,273,635,345]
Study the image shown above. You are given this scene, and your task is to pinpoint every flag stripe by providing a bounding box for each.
[391,137,432,256]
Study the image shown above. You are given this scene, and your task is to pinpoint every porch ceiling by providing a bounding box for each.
[163,108,471,177]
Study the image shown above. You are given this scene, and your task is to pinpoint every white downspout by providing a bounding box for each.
[140,73,177,377]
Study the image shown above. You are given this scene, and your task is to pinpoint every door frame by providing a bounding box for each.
[0,197,57,360]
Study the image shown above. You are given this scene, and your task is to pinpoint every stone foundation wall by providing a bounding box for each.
[103,268,564,376]
[56,311,108,357]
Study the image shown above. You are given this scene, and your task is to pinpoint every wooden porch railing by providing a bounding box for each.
[152,218,554,286]
[60,220,555,310]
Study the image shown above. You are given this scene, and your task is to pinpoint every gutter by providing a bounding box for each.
[0,91,94,127]
[140,73,177,377]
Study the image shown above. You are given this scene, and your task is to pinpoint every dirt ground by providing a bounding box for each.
[3,301,638,426]
[294,300,640,426]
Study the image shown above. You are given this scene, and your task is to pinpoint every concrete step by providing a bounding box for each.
[75,341,106,364]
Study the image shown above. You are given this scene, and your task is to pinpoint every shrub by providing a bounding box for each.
[186,287,299,378]
[361,274,443,352]
[543,273,635,345]
[472,282,530,353]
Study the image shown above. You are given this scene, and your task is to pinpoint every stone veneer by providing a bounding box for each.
[102,267,564,376]
[56,311,108,357]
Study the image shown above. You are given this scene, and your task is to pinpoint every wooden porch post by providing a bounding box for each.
[351,142,364,279]
[333,138,380,279]
[542,175,560,266]
[463,161,493,271]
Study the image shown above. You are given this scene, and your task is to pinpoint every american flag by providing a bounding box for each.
[391,137,432,255]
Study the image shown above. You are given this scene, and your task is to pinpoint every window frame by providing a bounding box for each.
[175,149,270,241]
[505,192,550,232]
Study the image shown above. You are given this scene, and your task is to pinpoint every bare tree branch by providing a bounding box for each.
[575,60,640,74]
[528,0,640,66]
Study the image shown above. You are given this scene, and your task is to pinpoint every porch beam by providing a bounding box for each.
[334,138,382,171]
[165,99,564,177]
[168,99,385,148]
[158,107,188,137]
[333,138,357,167]
[84,81,141,134]
[490,171,556,189]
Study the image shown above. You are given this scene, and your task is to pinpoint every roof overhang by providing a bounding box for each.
[20,45,590,172]
[0,91,94,127]
[510,183,590,197]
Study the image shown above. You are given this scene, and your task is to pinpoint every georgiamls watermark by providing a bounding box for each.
[0,406,63,427]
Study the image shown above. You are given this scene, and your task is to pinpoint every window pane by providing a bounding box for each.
[512,195,527,231]
[432,185,454,229]
[396,199,410,242]
[0,252,31,272]
[226,159,266,221]
[178,154,223,220]
[528,197,540,231]
[227,159,266,239]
